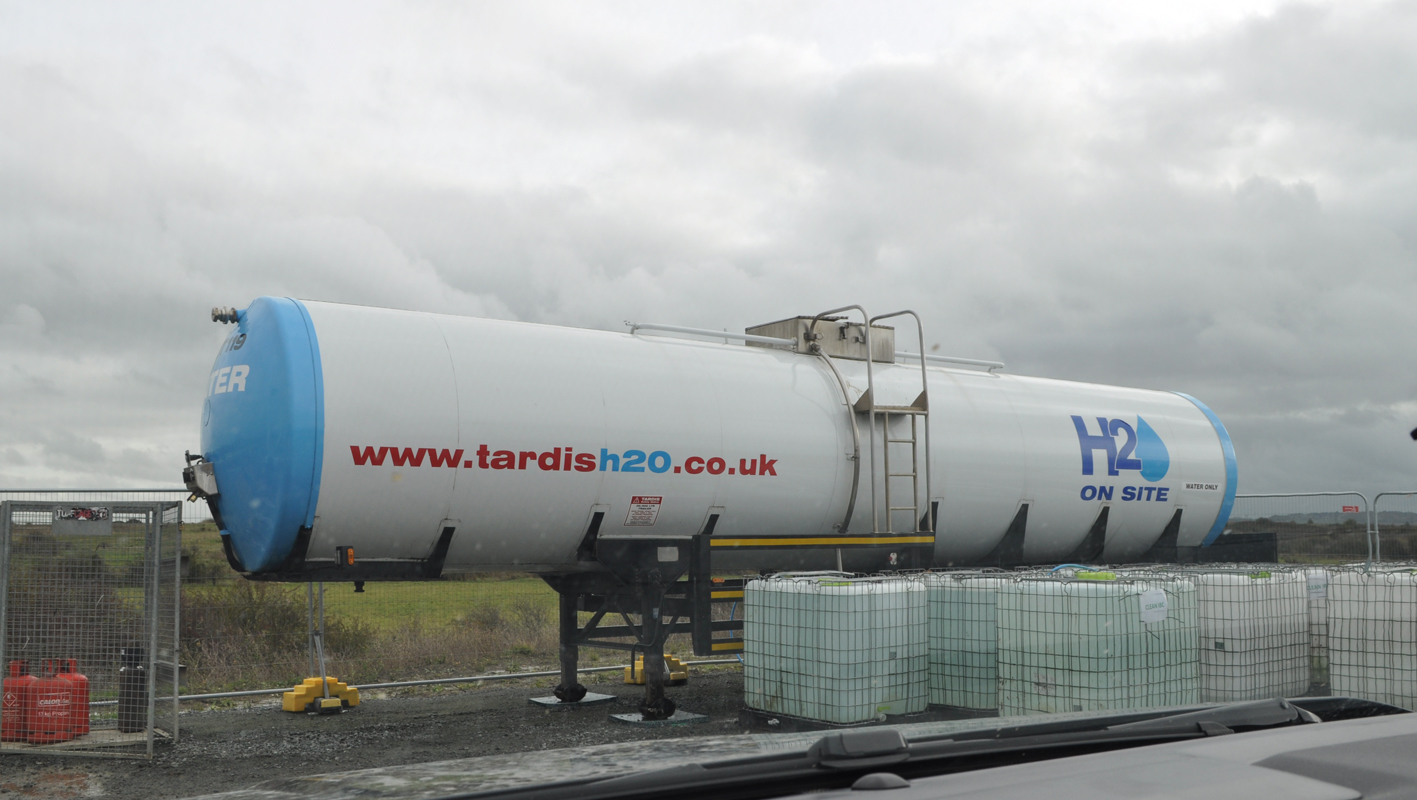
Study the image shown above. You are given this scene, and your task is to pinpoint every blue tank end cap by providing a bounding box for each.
[200,297,324,572]
[1173,392,1238,547]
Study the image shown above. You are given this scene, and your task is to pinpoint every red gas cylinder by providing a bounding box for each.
[58,659,90,736]
[26,661,74,744]
[2,660,36,742]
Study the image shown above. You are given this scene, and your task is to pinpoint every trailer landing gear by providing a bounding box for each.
[539,528,745,722]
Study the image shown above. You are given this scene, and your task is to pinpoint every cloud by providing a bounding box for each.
[0,0,1413,496]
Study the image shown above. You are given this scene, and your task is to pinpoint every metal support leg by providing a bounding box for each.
[637,587,675,720]
[553,592,587,703]
[307,583,316,678]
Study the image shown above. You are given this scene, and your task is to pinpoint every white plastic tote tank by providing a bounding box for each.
[996,576,1199,715]
[1329,570,1417,709]
[743,574,927,724]
[198,298,1239,576]
[925,573,1010,710]
[1189,570,1308,702]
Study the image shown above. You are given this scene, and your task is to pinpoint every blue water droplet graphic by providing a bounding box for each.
[1136,416,1170,482]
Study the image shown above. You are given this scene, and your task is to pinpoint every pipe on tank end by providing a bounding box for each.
[212,306,242,324]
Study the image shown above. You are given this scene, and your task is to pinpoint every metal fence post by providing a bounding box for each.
[147,506,160,759]
[1370,501,1377,567]
[0,501,9,674]
[171,502,182,744]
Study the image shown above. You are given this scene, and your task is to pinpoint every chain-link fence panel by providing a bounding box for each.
[1373,492,1417,564]
[1,501,180,758]
[0,490,208,525]
[1229,493,1371,565]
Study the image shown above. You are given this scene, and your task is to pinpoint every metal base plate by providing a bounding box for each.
[529,692,618,710]
[609,709,709,726]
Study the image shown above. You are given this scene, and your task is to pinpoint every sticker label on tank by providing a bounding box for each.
[208,365,249,395]
[1071,415,1169,481]
[347,445,779,477]
[625,496,662,527]
[1307,573,1328,599]
[1138,589,1169,623]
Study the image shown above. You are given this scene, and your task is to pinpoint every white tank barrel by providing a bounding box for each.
[193,297,1237,577]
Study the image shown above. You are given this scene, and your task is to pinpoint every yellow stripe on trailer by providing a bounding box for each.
[710,590,744,599]
[711,641,745,652]
[709,536,934,547]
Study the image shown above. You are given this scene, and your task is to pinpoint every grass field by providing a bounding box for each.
[318,577,557,632]
[175,523,630,691]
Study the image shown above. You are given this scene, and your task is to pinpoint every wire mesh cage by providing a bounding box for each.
[996,574,1199,716]
[1328,567,1417,710]
[1306,568,1330,689]
[1,501,181,758]
[744,573,928,724]
[1177,568,1309,702]
[924,572,1009,711]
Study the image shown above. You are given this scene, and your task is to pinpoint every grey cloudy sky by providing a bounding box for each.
[1,0,1414,495]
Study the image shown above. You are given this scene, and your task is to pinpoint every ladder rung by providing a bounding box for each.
[888,472,916,478]
[885,438,916,444]
[889,506,918,512]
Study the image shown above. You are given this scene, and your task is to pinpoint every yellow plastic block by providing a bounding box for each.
[281,677,361,713]
[623,655,689,686]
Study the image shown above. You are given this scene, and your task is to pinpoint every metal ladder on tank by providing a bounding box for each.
[808,307,932,536]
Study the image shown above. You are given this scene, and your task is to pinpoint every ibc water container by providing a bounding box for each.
[744,574,927,724]
[924,573,1009,710]
[1188,571,1308,702]
[1329,570,1417,710]
[997,576,1198,716]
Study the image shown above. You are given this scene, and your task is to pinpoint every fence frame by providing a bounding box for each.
[0,489,206,524]
[1232,492,1373,569]
[1371,491,1417,565]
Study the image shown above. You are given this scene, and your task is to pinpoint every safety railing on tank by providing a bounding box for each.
[893,351,1005,372]
[625,321,794,347]
[626,319,1005,372]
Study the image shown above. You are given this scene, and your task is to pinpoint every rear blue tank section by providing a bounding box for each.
[200,297,324,572]
[1174,392,1238,546]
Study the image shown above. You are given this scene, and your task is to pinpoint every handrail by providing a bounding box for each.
[625,321,794,347]
[809,306,877,533]
[813,351,863,535]
[895,351,1005,372]
[873,310,932,535]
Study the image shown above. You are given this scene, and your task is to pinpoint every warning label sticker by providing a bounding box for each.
[625,496,663,527]
[1139,589,1169,623]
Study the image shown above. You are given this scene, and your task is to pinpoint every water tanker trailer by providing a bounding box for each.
[185,297,1237,718]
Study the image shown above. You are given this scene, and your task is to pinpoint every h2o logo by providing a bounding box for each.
[1071,415,1170,482]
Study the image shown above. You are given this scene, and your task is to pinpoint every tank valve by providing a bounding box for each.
[212,307,240,324]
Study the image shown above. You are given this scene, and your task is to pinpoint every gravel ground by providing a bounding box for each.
[0,666,750,800]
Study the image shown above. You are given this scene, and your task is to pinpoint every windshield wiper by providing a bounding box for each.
[443,700,1324,800]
